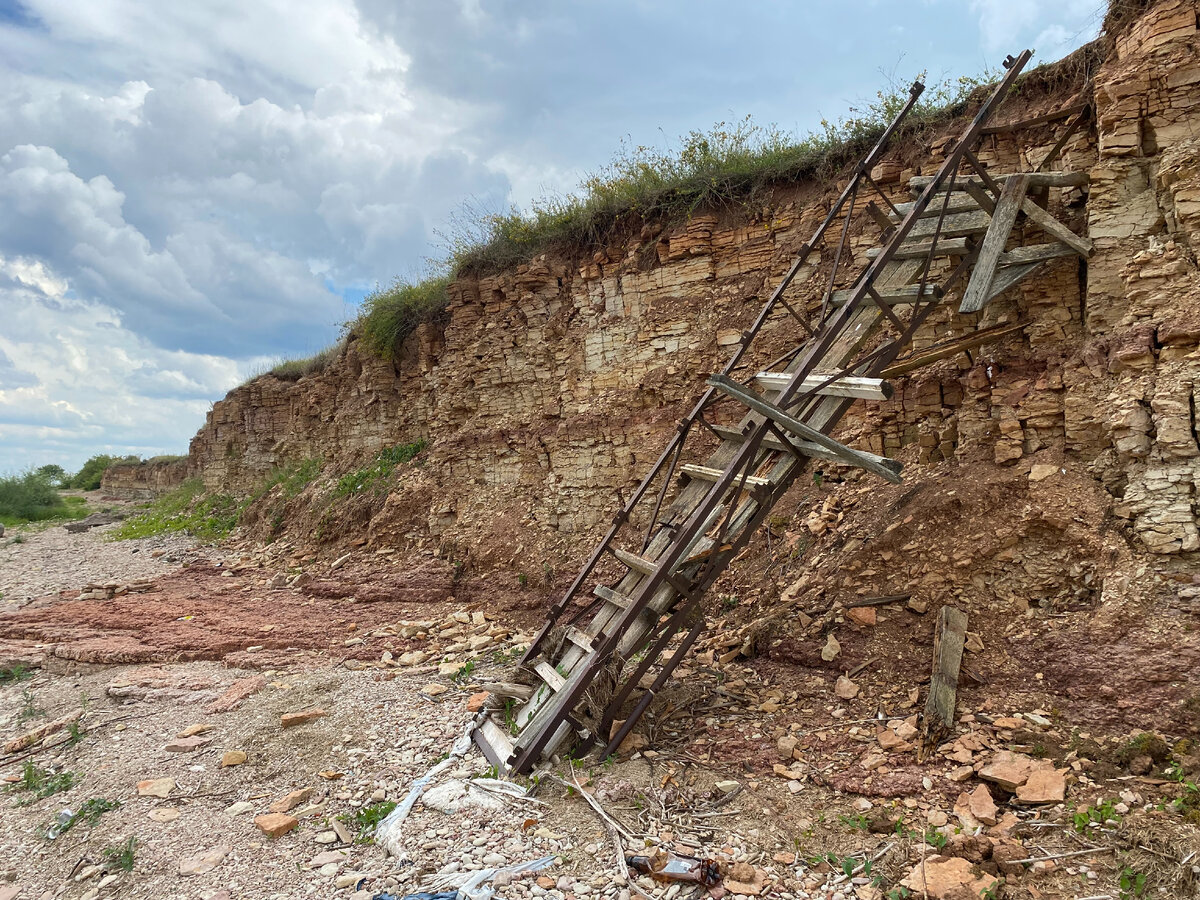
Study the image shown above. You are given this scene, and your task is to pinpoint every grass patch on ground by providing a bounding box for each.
[337,800,397,843]
[50,797,120,838]
[5,762,76,805]
[335,441,427,497]
[103,836,136,872]
[109,479,239,541]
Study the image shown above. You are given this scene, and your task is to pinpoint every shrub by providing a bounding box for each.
[68,454,137,490]
[355,277,451,359]
[335,441,428,497]
[268,341,344,381]
[0,471,72,524]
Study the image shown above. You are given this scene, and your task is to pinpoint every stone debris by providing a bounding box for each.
[281,708,328,728]
[900,855,1000,900]
[137,777,176,798]
[254,813,299,837]
[206,675,266,713]
[220,750,247,767]
[178,844,231,876]
[164,735,211,753]
[269,788,313,814]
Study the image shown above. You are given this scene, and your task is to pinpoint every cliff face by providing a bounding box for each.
[101,458,189,500]
[189,0,1200,562]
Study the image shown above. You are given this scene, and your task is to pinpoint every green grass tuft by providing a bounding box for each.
[266,341,344,381]
[0,664,33,684]
[6,761,76,805]
[51,797,120,837]
[355,278,451,360]
[103,836,136,872]
[335,441,427,497]
[337,800,398,843]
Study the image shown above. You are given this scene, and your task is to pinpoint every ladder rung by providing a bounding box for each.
[904,209,992,241]
[907,171,1089,190]
[534,660,567,692]
[475,717,515,770]
[998,242,1077,266]
[611,547,659,576]
[680,463,772,489]
[866,238,970,260]
[889,195,981,220]
[593,584,631,609]
[565,627,595,652]
[711,424,901,472]
[755,371,893,401]
[831,284,941,307]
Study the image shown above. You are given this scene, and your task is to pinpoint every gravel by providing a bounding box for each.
[0,520,198,607]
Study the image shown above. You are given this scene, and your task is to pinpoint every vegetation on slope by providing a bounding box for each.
[0,471,88,526]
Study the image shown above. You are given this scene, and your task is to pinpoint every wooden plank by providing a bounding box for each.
[831,284,940,307]
[904,208,992,241]
[475,718,515,770]
[565,627,596,652]
[755,371,894,401]
[980,101,1089,135]
[610,547,658,577]
[984,261,1043,303]
[908,171,1089,190]
[880,323,1024,377]
[1019,198,1093,256]
[534,660,567,692]
[593,584,631,610]
[960,174,1030,314]
[710,424,899,472]
[680,463,772,489]
[866,237,970,260]
[921,606,968,753]
[707,375,903,484]
[998,242,1076,266]
[889,194,980,219]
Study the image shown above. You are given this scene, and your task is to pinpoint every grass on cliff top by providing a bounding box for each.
[345,70,998,361]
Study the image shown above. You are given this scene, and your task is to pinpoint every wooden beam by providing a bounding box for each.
[707,375,903,484]
[998,242,1077,266]
[889,195,980,220]
[711,424,901,472]
[1019,198,1093,256]
[960,174,1030,313]
[880,323,1024,377]
[985,261,1043,303]
[755,371,894,401]
[920,606,968,755]
[980,101,1089,135]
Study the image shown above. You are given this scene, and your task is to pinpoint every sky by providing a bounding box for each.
[0,0,1106,474]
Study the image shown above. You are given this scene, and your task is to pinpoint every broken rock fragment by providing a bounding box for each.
[255,813,299,837]
[900,855,1000,900]
[281,708,327,728]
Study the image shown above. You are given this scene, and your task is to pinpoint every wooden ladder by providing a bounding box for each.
[475,50,1092,774]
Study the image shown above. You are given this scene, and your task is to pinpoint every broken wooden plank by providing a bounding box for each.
[534,660,567,692]
[680,463,772,489]
[880,323,1024,377]
[593,584,631,610]
[984,261,1043,304]
[477,682,534,702]
[610,547,658,576]
[475,717,516,770]
[707,375,903,484]
[755,371,894,401]
[980,101,1089,134]
[889,194,982,219]
[960,173,1031,313]
[920,606,968,755]
[998,242,1077,266]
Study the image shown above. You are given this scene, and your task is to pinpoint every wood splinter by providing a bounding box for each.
[919,605,968,759]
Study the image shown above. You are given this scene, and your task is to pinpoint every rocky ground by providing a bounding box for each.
[0,523,1197,900]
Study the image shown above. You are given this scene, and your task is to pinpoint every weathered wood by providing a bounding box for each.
[755,371,894,400]
[881,323,1024,377]
[904,208,993,241]
[534,660,567,692]
[866,237,970,260]
[980,101,1089,134]
[478,682,534,701]
[921,606,968,753]
[1019,197,1093,256]
[998,242,1077,266]
[680,463,772,489]
[709,424,899,472]
[960,174,1030,313]
[985,260,1043,303]
[831,284,941,307]
[564,627,596,652]
[908,170,1089,190]
[593,584,631,610]
[889,194,981,219]
[610,547,659,577]
[707,375,903,484]
[475,717,515,768]
[865,200,895,233]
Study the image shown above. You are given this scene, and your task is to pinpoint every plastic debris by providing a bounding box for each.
[45,808,74,841]
[418,856,555,900]
[627,849,720,886]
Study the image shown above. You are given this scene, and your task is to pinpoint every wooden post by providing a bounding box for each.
[920,606,968,757]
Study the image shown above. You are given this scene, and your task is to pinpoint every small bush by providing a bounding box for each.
[338,800,398,843]
[335,441,427,497]
[103,836,136,872]
[6,761,76,804]
[355,278,451,359]
[69,454,137,491]
[0,471,73,525]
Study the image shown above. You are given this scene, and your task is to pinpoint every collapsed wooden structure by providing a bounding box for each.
[475,50,1094,774]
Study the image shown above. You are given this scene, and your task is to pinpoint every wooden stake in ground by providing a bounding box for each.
[920,606,968,758]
